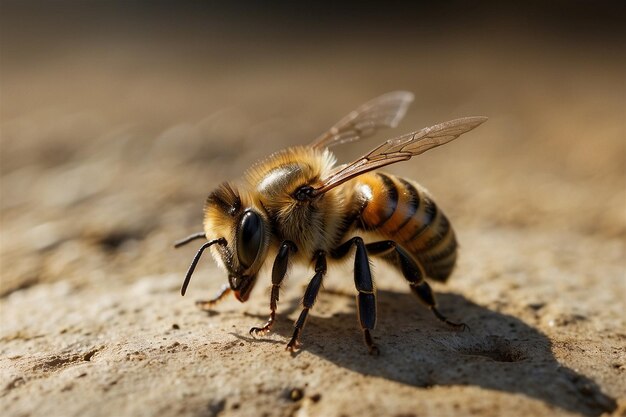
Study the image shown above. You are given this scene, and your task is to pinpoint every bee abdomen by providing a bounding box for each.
[358,172,457,282]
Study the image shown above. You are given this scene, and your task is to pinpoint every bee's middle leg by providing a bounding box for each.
[250,240,297,336]
[332,237,379,355]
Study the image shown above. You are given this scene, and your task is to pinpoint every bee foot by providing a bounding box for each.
[249,325,272,337]
[286,338,301,352]
[368,344,381,356]
[195,300,218,311]
[459,323,470,332]
[448,321,470,332]
[430,306,469,332]
[363,329,379,356]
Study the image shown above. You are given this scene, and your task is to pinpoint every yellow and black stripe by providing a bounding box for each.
[357,172,457,282]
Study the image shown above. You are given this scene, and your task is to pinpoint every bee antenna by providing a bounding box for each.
[180,238,227,296]
[174,232,207,248]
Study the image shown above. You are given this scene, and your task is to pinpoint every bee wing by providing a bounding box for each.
[309,91,414,149]
[312,116,487,195]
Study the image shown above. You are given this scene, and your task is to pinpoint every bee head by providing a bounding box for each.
[203,182,270,302]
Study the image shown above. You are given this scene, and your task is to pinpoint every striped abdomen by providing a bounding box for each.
[356,172,457,282]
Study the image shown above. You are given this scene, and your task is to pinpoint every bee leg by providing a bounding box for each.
[195,284,231,311]
[250,241,297,336]
[286,251,326,352]
[366,240,468,331]
[332,237,379,355]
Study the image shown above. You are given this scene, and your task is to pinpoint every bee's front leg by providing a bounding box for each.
[250,240,297,336]
[195,284,231,311]
[286,250,327,351]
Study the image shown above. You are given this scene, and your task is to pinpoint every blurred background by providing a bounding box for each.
[1,3,625,416]
[1,1,624,294]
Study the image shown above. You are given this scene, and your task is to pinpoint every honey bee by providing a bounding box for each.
[175,91,486,354]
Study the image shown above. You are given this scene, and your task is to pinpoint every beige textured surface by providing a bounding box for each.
[1,8,625,417]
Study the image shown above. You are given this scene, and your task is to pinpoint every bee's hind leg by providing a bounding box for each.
[331,237,379,355]
[250,241,297,336]
[195,284,231,311]
[365,240,468,331]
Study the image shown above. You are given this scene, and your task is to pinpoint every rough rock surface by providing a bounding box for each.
[1,7,625,417]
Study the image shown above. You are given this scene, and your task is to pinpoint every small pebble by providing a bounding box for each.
[289,388,304,402]
[527,302,545,311]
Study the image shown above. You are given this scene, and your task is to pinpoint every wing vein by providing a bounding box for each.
[312,116,487,196]
[310,91,415,149]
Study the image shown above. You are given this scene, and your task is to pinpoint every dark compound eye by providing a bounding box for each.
[237,210,263,268]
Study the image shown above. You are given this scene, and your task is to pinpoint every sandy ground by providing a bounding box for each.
[1,7,625,417]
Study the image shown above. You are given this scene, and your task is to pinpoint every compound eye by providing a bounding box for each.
[237,210,263,268]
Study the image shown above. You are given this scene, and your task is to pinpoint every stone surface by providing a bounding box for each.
[1,6,625,417]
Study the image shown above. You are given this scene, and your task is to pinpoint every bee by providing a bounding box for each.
[175,91,486,354]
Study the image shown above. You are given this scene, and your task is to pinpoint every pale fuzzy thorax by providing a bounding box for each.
[243,146,352,259]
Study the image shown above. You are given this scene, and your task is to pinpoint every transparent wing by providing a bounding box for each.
[309,91,414,149]
[312,116,488,195]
